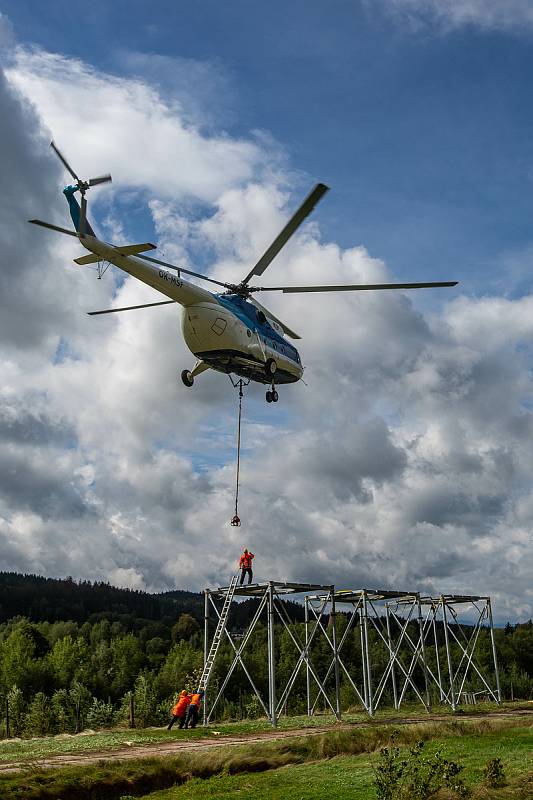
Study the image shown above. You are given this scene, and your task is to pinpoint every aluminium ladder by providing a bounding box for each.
[198,574,239,693]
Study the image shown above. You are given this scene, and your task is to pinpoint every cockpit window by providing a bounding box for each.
[211,318,227,335]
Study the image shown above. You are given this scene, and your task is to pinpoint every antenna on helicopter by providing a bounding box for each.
[50,141,112,236]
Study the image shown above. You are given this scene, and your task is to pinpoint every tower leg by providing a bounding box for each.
[488,599,502,705]
[442,598,456,711]
[267,582,277,727]
[203,590,209,726]
[331,587,341,720]
[305,598,311,716]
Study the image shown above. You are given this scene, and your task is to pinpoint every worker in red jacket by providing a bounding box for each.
[239,548,255,585]
[167,690,190,730]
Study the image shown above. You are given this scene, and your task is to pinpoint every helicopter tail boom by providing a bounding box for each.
[81,236,215,306]
[63,185,96,237]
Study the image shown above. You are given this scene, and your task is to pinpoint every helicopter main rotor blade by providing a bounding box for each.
[88,300,176,316]
[137,253,233,290]
[241,183,330,285]
[89,174,112,187]
[50,141,80,183]
[254,281,458,293]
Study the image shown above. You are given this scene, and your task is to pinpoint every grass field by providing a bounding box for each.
[0,713,531,799]
[0,701,528,766]
[141,723,533,799]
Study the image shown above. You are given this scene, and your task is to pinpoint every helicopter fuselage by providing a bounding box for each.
[81,234,303,386]
[182,296,302,385]
[31,154,456,403]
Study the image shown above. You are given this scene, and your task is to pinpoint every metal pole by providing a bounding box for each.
[330,587,341,720]
[362,592,373,715]
[442,598,456,710]
[267,582,277,727]
[432,608,445,702]
[359,603,368,711]
[386,604,399,710]
[305,597,311,716]
[417,594,431,712]
[203,590,209,725]
[487,598,502,705]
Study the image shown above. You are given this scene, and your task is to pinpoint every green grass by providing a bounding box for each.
[0,700,528,766]
[143,723,533,800]
[0,712,373,765]
[147,758,375,800]
[148,756,374,800]
[0,727,200,764]
[0,717,531,800]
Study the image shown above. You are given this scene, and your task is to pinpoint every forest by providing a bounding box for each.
[0,572,531,738]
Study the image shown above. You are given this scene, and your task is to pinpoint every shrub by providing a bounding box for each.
[373,738,470,800]
[51,688,77,733]
[483,757,506,788]
[6,684,25,736]
[24,691,53,736]
[374,743,406,800]
[133,674,164,727]
[183,667,203,693]
[85,698,116,729]
[244,695,262,720]
[69,681,92,732]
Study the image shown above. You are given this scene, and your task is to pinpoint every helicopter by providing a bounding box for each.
[30,143,458,403]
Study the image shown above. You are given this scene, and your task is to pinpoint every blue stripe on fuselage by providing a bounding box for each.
[215,294,301,363]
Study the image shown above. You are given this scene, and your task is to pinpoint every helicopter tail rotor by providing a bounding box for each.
[50,141,112,236]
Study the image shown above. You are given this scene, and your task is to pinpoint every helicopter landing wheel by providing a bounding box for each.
[264,358,277,377]
[266,390,273,403]
[272,389,279,403]
[181,369,194,388]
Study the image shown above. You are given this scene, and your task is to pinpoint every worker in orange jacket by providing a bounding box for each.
[239,548,255,585]
[167,689,190,730]
[184,690,204,728]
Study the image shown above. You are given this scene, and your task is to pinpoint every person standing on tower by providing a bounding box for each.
[239,548,255,585]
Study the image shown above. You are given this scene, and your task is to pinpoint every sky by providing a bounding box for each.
[1,1,533,621]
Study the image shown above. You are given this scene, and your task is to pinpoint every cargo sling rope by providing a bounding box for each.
[229,377,249,526]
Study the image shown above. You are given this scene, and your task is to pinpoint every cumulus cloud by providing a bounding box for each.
[6,48,268,205]
[378,0,533,34]
[1,43,533,622]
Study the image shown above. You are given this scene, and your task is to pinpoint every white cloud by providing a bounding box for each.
[379,0,533,33]
[1,44,533,622]
[6,48,266,205]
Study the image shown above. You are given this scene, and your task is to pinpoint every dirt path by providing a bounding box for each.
[1,708,532,775]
